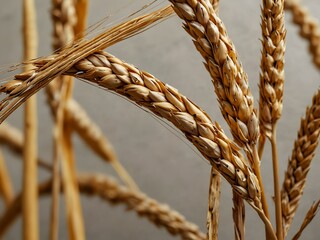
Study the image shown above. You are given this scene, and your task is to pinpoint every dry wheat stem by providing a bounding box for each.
[281,89,320,236]
[0,174,206,240]
[206,167,220,240]
[0,122,52,171]
[292,199,320,240]
[232,189,245,240]
[285,0,320,69]
[49,0,77,238]
[259,2,287,231]
[22,0,39,238]
[0,150,14,206]
[0,5,174,123]
[65,99,139,190]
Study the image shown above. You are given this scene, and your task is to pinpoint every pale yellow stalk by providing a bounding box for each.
[0,150,14,206]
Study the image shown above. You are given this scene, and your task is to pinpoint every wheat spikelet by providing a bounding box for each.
[285,0,320,69]
[0,174,206,240]
[292,199,320,240]
[259,0,286,136]
[281,89,320,235]
[168,0,259,151]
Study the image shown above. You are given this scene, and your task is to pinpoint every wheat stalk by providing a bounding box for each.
[292,199,320,240]
[232,190,245,240]
[259,0,286,238]
[285,0,320,69]
[0,174,206,240]
[206,168,220,240]
[281,89,320,236]
[22,0,39,238]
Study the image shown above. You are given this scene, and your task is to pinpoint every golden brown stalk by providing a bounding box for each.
[0,122,52,171]
[285,0,320,69]
[0,5,174,123]
[0,174,206,240]
[65,99,139,190]
[292,199,320,240]
[50,0,78,238]
[281,89,320,236]
[0,150,14,206]
[22,0,38,238]
[73,0,89,39]
[206,168,220,240]
[259,2,286,235]
[232,190,245,240]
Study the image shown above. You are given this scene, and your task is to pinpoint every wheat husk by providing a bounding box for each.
[0,174,206,240]
[281,89,320,236]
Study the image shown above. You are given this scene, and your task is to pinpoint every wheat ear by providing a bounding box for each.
[168,0,270,220]
[0,174,206,240]
[0,150,14,206]
[259,0,286,238]
[285,0,320,69]
[281,89,320,236]
[292,199,320,240]
[22,0,39,239]
[23,50,277,237]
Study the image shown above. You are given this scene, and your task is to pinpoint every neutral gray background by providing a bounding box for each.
[0,0,319,239]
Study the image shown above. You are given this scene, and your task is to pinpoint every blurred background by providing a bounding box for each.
[0,0,319,239]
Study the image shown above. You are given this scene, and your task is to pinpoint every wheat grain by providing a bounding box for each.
[285,0,320,69]
[281,89,320,236]
[0,174,206,240]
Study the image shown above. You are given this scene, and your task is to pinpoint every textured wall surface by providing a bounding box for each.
[0,0,319,239]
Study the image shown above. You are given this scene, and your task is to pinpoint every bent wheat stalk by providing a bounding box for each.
[259,0,286,238]
[0,174,206,240]
[1,50,276,238]
[0,150,14,206]
[281,89,320,236]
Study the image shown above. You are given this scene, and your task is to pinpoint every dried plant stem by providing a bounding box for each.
[0,174,206,240]
[22,0,38,238]
[74,0,89,39]
[285,0,320,69]
[206,167,220,240]
[292,199,320,240]
[0,122,52,171]
[0,150,14,206]
[281,89,320,236]
[271,125,283,240]
[232,190,245,240]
